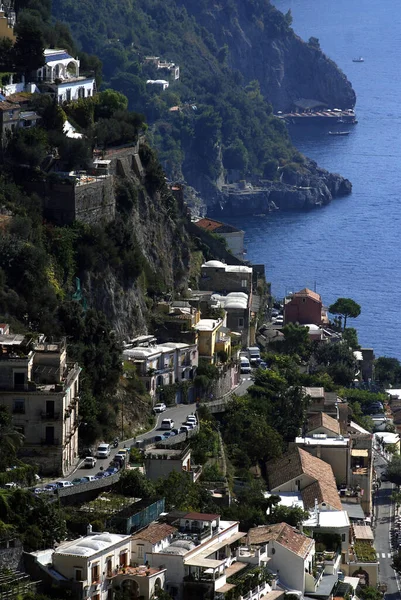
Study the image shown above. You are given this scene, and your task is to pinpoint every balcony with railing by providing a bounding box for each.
[40,411,60,420]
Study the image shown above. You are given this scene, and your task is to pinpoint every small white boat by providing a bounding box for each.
[328,131,350,136]
[352,57,364,63]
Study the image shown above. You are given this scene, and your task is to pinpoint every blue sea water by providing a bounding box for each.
[224,0,401,359]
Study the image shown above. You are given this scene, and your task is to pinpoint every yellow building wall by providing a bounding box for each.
[0,14,15,41]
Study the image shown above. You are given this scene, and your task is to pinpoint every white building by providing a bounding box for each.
[123,337,198,402]
[247,523,314,594]
[146,79,169,91]
[142,512,274,600]
[36,49,96,104]
[29,530,166,600]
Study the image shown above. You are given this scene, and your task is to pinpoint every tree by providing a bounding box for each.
[393,549,401,574]
[375,356,401,386]
[116,469,155,498]
[328,298,361,330]
[13,10,45,79]
[279,323,312,359]
[386,455,401,487]
[308,37,321,49]
[268,505,309,528]
[0,406,24,470]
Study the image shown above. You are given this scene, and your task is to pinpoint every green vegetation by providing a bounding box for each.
[328,297,361,330]
[52,0,303,188]
[353,541,377,563]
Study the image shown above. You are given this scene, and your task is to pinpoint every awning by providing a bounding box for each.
[351,449,369,457]
[196,531,246,558]
[353,525,374,541]
[184,557,225,568]
[341,501,365,520]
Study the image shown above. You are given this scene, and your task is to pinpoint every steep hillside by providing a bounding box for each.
[52,0,354,210]
[179,0,356,112]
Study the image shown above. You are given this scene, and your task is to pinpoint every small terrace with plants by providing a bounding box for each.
[304,532,342,596]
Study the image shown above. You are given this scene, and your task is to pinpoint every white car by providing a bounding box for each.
[84,456,97,468]
[186,415,197,426]
[96,443,111,459]
[161,418,174,430]
[56,480,73,489]
[153,403,167,414]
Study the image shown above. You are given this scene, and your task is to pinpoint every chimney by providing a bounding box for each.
[87,523,93,536]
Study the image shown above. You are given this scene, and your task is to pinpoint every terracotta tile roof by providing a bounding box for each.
[6,93,31,104]
[0,101,19,111]
[247,523,314,558]
[131,523,177,544]
[195,218,241,234]
[267,448,342,511]
[184,512,219,521]
[307,412,341,436]
[293,288,321,302]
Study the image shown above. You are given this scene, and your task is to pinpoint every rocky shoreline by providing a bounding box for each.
[208,158,352,216]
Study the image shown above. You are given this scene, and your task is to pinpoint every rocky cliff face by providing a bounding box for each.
[180,0,356,112]
[80,147,191,340]
[209,159,352,216]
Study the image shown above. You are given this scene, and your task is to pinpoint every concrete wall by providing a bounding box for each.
[0,539,23,571]
[39,177,115,226]
[199,267,252,294]
[210,363,239,399]
[74,177,115,224]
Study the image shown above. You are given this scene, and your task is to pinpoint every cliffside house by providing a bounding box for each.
[0,96,41,147]
[122,336,198,403]
[36,49,96,103]
[144,56,180,81]
[210,292,250,348]
[0,332,81,475]
[194,318,231,364]
[284,288,329,327]
[194,218,245,261]
[153,301,200,345]
[27,530,166,600]
[199,260,253,295]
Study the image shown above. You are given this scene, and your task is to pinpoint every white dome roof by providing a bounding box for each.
[203,260,225,268]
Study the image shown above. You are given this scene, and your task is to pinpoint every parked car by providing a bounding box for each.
[186,415,197,425]
[55,480,74,489]
[84,456,97,468]
[153,403,167,414]
[105,466,118,475]
[96,443,111,459]
[44,483,58,493]
[161,418,174,430]
[81,475,97,483]
[179,425,191,434]
[272,316,283,325]
[184,422,195,430]
[259,361,267,369]
[171,428,179,435]
[240,357,251,374]
[71,478,85,486]
[154,434,168,442]
[95,471,107,479]
[3,482,19,489]
[34,487,45,495]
